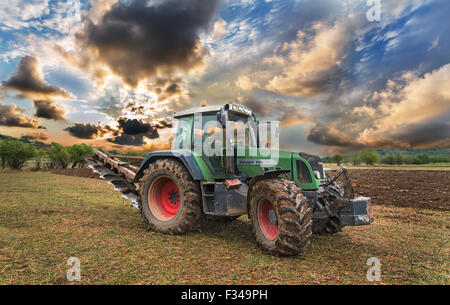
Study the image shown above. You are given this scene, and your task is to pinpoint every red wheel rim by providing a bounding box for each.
[258,198,278,240]
[148,176,181,221]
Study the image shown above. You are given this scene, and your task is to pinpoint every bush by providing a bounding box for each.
[359,149,379,165]
[34,149,47,170]
[332,154,344,165]
[394,154,404,165]
[67,144,93,168]
[47,143,70,169]
[0,140,36,169]
[352,156,361,166]
[381,154,395,165]
[322,156,333,163]
[412,154,430,164]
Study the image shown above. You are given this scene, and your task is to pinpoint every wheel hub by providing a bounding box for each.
[268,210,277,226]
[148,176,181,221]
[257,198,278,240]
[169,191,179,204]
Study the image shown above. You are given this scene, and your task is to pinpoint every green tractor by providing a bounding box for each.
[86,102,373,256]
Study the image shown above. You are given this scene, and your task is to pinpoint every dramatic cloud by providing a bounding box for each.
[307,123,362,148]
[2,56,71,99]
[0,103,41,129]
[240,96,311,127]
[33,99,66,121]
[64,122,112,139]
[21,131,49,141]
[74,0,220,86]
[0,0,50,30]
[147,75,188,102]
[266,15,366,97]
[65,117,172,147]
[357,64,450,148]
[1,56,72,121]
[107,117,172,146]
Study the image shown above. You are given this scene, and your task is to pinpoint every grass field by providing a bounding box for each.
[0,171,448,284]
[324,163,450,171]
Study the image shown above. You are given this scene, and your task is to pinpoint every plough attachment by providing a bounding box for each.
[84,149,142,208]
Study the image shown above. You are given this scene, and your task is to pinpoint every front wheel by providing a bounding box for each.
[139,159,202,234]
[249,179,312,256]
[313,181,345,235]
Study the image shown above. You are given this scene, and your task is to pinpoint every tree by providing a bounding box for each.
[394,154,404,165]
[0,140,36,169]
[332,154,344,165]
[322,156,333,163]
[0,140,8,169]
[359,149,379,165]
[381,154,396,165]
[47,143,70,169]
[67,144,93,168]
[352,156,361,166]
[34,149,47,170]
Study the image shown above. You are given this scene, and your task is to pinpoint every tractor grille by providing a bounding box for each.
[297,160,313,183]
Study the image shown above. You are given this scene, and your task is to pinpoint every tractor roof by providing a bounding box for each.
[173,105,222,118]
[173,103,253,119]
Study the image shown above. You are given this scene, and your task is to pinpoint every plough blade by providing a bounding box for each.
[84,154,140,209]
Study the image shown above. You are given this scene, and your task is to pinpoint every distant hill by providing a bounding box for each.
[0,134,51,150]
[374,148,450,157]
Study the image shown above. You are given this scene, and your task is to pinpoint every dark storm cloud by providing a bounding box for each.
[64,122,112,139]
[0,104,41,129]
[2,56,71,99]
[65,117,171,146]
[108,134,146,146]
[76,0,220,86]
[307,123,362,148]
[107,117,167,146]
[116,118,159,136]
[362,120,450,149]
[33,100,66,121]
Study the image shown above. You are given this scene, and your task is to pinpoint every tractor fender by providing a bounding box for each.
[133,150,204,182]
[246,169,290,217]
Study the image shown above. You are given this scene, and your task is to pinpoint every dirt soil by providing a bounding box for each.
[349,169,449,211]
[50,168,449,211]
[49,168,100,179]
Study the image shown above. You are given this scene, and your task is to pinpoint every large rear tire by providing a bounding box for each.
[249,179,312,256]
[139,159,202,234]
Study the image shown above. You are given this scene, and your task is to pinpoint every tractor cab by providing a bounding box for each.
[172,102,279,180]
[172,102,324,191]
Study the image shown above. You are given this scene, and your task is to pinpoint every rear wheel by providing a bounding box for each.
[139,159,202,234]
[249,179,312,256]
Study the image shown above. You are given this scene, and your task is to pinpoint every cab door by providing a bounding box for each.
[194,113,227,180]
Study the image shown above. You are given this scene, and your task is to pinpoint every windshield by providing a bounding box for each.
[227,113,258,148]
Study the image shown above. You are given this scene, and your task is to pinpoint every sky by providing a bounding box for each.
[0,0,449,156]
